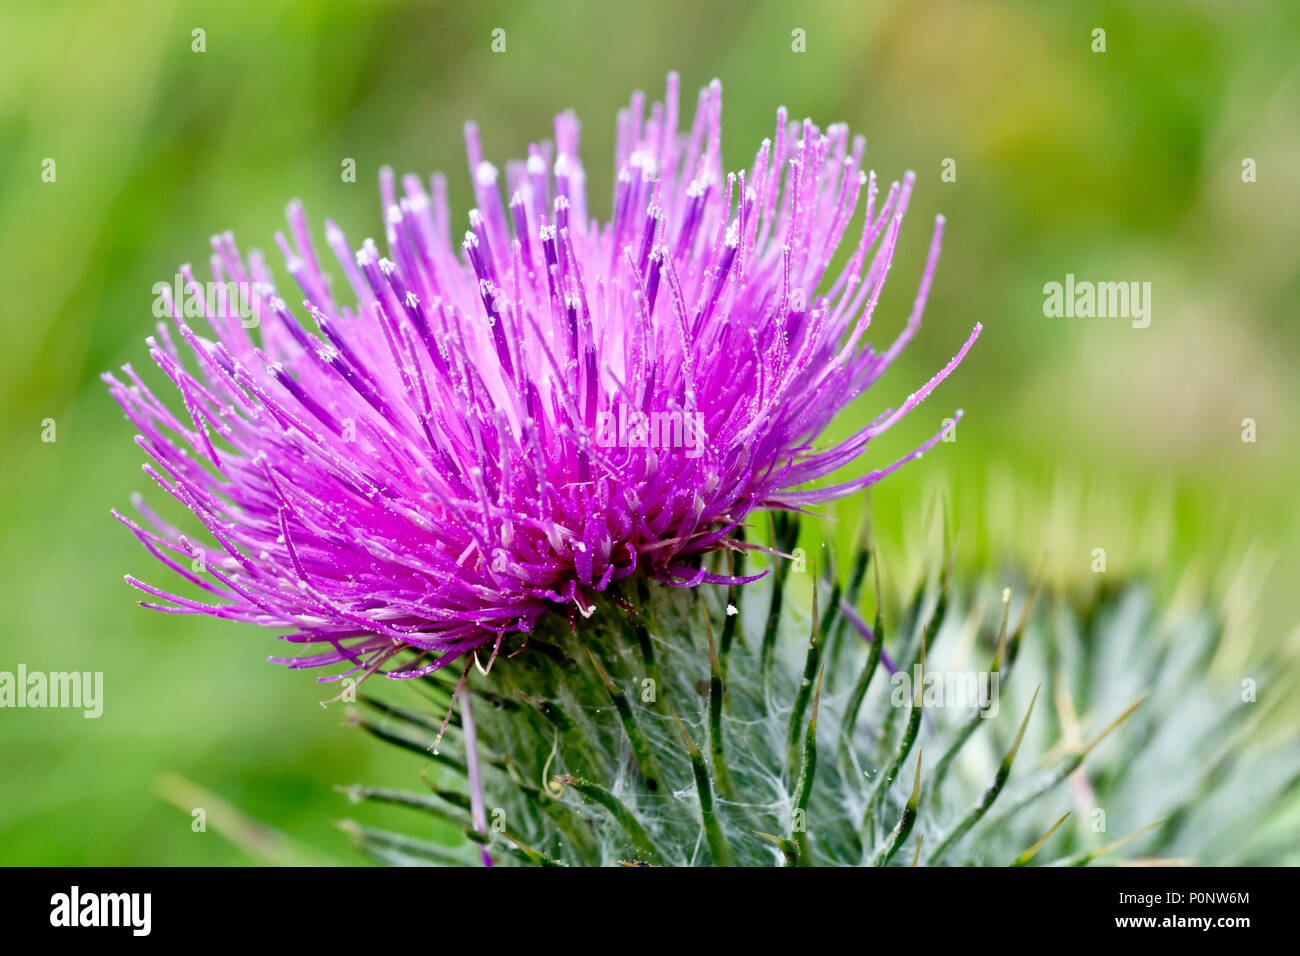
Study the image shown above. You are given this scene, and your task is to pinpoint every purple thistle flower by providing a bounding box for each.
[105,74,980,684]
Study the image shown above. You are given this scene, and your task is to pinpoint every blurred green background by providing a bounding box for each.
[1,0,1297,864]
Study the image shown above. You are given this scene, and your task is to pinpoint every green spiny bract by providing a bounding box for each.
[340,517,1298,867]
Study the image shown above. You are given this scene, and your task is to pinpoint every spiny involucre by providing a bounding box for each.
[105,74,981,683]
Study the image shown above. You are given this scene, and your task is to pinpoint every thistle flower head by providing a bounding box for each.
[105,74,980,682]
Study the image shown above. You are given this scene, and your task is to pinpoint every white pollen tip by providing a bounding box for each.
[476,161,498,186]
